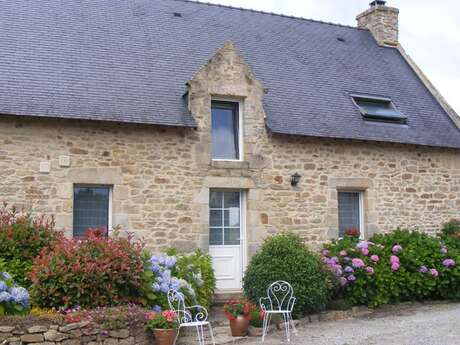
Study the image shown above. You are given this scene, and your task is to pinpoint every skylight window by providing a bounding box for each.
[352,95,407,124]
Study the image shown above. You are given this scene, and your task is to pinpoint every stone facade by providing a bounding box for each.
[0,322,148,345]
[0,41,459,259]
[357,2,399,46]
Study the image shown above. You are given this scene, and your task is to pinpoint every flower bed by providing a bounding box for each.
[323,229,460,307]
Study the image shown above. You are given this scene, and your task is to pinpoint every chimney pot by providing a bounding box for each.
[370,1,387,6]
[357,1,399,46]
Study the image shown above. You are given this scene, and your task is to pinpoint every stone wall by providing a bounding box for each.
[0,322,148,345]
[0,41,459,258]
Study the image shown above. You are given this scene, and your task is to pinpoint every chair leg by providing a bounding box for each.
[195,325,204,345]
[208,323,216,345]
[289,312,298,336]
[282,312,290,343]
[173,326,181,345]
[261,313,268,342]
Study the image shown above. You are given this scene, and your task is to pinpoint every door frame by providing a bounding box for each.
[208,189,247,290]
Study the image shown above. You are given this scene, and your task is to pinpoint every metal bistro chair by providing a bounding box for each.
[259,281,297,342]
[167,289,215,345]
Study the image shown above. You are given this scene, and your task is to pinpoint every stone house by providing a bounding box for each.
[0,0,459,291]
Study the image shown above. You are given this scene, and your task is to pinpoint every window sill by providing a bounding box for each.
[211,160,249,169]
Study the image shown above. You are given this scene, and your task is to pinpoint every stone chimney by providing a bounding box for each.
[356,1,399,47]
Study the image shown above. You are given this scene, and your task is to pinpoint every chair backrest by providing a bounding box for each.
[167,290,192,324]
[265,281,294,311]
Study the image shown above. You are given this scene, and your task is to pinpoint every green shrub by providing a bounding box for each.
[441,219,460,239]
[168,248,216,309]
[243,233,333,317]
[30,229,145,308]
[0,204,62,287]
[141,249,216,311]
[323,229,460,307]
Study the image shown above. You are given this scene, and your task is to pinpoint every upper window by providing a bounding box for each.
[73,185,111,237]
[338,191,363,238]
[352,95,407,124]
[211,101,240,160]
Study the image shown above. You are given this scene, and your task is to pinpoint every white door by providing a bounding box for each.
[209,190,245,290]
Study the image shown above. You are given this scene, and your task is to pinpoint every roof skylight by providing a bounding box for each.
[351,95,407,124]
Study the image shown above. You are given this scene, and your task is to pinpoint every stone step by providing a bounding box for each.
[212,290,244,304]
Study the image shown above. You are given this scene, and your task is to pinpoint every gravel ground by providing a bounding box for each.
[245,303,460,345]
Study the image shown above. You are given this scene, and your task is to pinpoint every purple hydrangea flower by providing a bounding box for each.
[442,259,455,268]
[339,277,348,287]
[419,265,428,273]
[430,268,439,278]
[344,266,354,273]
[339,250,347,256]
[366,266,375,275]
[356,241,369,249]
[1,272,11,281]
[164,256,177,268]
[392,245,403,254]
[347,275,356,282]
[343,256,350,262]
[0,281,7,292]
[10,287,29,306]
[441,246,448,255]
[322,249,329,257]
[153,305,162,312]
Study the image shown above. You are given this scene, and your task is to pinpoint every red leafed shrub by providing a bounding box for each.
[30,229,145,309]
[0,203,62,287]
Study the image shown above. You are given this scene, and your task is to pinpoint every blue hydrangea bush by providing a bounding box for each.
[140,249,216,311]
[0,271,30,315]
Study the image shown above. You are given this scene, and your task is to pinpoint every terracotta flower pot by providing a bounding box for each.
[229,316,249,337]
[153,329,177,345]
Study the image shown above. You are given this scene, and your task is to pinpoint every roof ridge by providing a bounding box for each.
[174,0,366,31]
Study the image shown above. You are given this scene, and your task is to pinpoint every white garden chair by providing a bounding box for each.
[167,289,215,345]
[259,280,297,342]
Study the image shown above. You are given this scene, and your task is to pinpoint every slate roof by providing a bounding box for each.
[1,0,459,148]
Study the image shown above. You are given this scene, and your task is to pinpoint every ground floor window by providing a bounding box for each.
[338,191,363,238]
[73,185,112,237]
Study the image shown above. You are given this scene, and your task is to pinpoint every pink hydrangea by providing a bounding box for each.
[370,255,380,262]
[366,266,375,275]
[339,250,347,256]
[430,268,439,278]
[339,277,348,287]
[361,248,369,256]
[390,255,400,264]
[392,245,403,253]
[441,246,448,255]
[391,262,400,271]
[352,258,365,268]
[356,241,369,249]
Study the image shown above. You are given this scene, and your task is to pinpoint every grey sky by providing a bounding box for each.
[204,0,460,115]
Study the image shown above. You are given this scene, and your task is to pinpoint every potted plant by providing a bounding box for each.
[145,310,179,345]
[223,300,251,336]
[247,304,265,337]
[345,227,360,238]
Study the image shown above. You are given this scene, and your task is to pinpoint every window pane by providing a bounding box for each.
[210,210,222,227]
[338,192,361,237]
[211,102,239,160]
[224,208,240,227]
[209,191,223,208]
[224,191,240,208]
[224,228,240,245]
[73,186,110,237]
[209,228,223,245]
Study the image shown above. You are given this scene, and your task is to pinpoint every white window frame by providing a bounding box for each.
[72,184,113,237]
[211,98,243,162]
[337,190,365,240]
